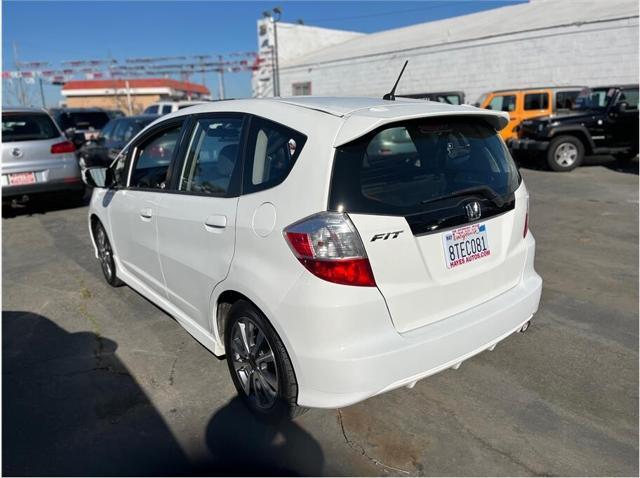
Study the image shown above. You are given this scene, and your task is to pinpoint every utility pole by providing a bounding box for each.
[13,41,27,106]
[38,77,46,108]
[270,44,277,97]
[108,50,125,113]
[124,79,133,115]
[272,9,281,97]
[217,55,225,100]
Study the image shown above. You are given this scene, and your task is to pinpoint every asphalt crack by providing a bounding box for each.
[77,282,108,370]
[168,340,186,386]
[337,409,411,475]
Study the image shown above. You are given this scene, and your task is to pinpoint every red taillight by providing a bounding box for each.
[285,232,314,257]
[50,141,76,154]
[284,212,376,287]
[301,258,376,287]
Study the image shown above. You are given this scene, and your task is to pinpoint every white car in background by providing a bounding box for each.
[83,96,542,419]
[143,100,207,116]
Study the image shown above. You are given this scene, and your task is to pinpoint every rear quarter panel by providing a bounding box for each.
[212,109,343,347]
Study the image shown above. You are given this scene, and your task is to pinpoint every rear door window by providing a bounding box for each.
[177,116,244,196]
[555,91,580,110]
[162,105,173,115]
[329,118,520,216]
[243,117,307,194]
[2,113,60,142]
[524,92,549,110]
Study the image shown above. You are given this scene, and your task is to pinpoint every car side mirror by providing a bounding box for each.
[617,101,628,113]
[82,166,109,189]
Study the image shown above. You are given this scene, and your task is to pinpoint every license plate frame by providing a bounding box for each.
[8,172,36,186]
[443,223,491,269]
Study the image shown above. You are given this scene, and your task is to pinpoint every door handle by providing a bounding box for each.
[140,207,153,220]
[204,214,227,231]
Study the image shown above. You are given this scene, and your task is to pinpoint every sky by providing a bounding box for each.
[2,0,525,107]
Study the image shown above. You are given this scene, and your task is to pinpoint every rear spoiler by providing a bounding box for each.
[333,105,509,147]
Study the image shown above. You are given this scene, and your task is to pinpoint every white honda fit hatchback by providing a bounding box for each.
[84,97,542,418]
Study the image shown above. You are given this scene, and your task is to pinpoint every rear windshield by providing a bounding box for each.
[56,111,110,131]
[2,113,60,142]
[329,118,520,216]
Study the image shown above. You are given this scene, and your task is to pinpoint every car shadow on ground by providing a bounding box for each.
[199,397,325,476]
[516,154,639,175]
[2,310,191,476]
[2,311,324,476]
[2,190,90,219]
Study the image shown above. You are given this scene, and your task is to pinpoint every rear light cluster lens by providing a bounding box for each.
[50,141,76,154]
[284,212,376,287]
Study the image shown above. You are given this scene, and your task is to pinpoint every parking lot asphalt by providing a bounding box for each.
[3,156,638,476]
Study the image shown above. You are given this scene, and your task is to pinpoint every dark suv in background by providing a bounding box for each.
[399,91,465,105]
[78,114,159,169]
[510,85,639,171]
[49,108,112,148]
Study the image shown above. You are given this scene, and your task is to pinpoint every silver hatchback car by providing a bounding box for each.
[2,107,83,203]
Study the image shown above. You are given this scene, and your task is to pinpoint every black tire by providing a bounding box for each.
[224,300,307,420]
[93,221,124,287]
[546,135,585,172]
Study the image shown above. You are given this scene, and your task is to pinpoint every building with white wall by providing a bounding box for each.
[253,0,639,104]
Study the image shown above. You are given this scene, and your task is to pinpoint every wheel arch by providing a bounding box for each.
[548,127,594,154]
[215,289,252,345]
[211,287,298,372]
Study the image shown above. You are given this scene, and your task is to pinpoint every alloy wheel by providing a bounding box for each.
[229,318,279,410]
[554,142,578,167]
[96,226,113,280]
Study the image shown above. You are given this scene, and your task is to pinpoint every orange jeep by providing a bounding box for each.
[478,87,585,140]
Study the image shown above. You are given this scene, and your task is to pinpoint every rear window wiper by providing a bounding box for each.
[420,185,505,206]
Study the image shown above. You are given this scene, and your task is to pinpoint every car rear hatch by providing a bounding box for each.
[2,111,76,183]
[329,115,529,333]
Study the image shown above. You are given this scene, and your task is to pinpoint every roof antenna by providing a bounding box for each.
[383,60,408,101]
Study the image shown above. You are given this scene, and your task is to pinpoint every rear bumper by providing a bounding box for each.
[2,178,84,198]
[292,235,542,409]
[508,138,549,151]
[2,156,82,198]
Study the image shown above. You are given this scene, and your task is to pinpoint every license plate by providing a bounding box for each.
[443,223,491,269]
[8,172,36,186]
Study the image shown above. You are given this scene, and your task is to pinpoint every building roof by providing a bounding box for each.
[283,0,639,68]
[62,78,209,95]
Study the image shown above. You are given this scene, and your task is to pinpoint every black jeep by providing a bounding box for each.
[509,85,638,171]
